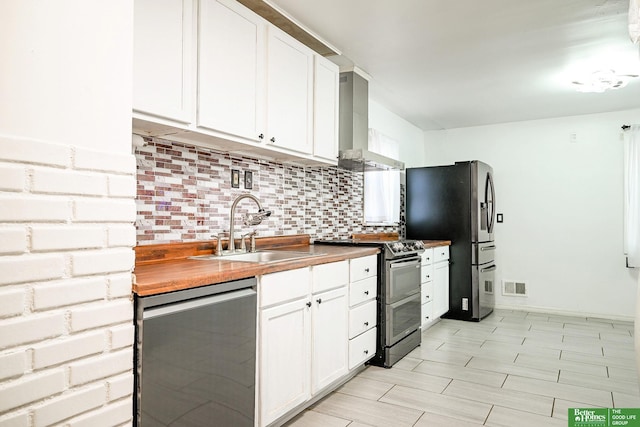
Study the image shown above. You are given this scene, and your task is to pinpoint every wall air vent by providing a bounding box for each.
[503,280,527,296]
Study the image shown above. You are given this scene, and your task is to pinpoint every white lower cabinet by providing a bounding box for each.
[260,297,311,424]
[421,245,450,330]
[311,286,348,393]
[258,261,348,426]
[348,255,378,369]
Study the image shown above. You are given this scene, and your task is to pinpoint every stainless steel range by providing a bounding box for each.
[315,238,424,368]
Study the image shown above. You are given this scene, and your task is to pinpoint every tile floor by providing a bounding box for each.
[284,309,639,427]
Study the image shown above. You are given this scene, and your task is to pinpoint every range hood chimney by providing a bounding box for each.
[338,70,404,171]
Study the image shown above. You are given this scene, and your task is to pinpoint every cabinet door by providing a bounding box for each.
[433,261,450,318]
[260,298,311,425]
[198,0,265,141]
[311,287,348,394]
[266,26,313,154]
[133,0,194,123]
[313,55,339,162]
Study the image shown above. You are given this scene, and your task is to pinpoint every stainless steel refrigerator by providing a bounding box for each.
[406,160,496,321]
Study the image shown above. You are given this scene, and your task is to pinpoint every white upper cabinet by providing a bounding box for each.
[133,0,194,123]
[197,0,265,141]
[313,55,339,162]
[265,25,314,155]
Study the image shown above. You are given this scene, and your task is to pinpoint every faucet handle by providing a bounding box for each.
[213,231,228,255]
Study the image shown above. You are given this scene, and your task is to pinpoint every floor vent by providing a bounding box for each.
[503,280,527,296]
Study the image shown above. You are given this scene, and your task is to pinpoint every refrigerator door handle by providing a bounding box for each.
[486,171,496,233]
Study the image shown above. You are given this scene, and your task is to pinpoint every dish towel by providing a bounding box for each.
[631,0,640,43]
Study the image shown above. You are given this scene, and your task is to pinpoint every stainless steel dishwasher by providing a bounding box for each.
[135,277,257,426]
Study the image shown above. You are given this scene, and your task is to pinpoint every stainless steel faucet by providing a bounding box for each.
[227,194,271,253]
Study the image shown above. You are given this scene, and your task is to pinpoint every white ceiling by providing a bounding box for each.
[269,0,640,130]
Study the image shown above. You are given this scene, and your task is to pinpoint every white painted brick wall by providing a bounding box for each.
[0,195,71,222]
[67,399,131,427]
[108,273,136,299]
[106,373,133,402]
[0,370,66,413]
[0,287,26,318]
[0,411,29,426]
[0,227,28,255]
[109,324,134,350]
[71,248,134,276]
[0,351,27,381]
[32,331,105,369]
[0,163,26,191]
[31,225,105,251]
[0,254,66,286]
[0,136,136,424]
[32,167,108,196]
[32,383,105,426]
[32,277,106,310]
[69,349,133,386]
[69,299,133,332]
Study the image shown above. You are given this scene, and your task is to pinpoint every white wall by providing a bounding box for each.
[369,99,424,167]
[0,1,136,424]
[424,109,640,319]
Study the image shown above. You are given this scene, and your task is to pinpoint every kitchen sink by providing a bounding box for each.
[190,250,325,264]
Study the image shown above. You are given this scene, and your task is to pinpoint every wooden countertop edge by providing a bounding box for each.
[422,240,452,248]
[133,245,380,297]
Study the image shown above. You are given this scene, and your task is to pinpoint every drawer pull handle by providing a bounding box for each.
[306,301,311,308]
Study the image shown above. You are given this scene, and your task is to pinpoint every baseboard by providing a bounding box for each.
[493,303,635,323]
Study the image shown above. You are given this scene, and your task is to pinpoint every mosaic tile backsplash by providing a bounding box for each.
[135,138,403,245]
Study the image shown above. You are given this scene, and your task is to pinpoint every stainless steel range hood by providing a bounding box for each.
[338,70,405,171]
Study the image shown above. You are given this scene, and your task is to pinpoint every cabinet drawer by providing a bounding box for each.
[350,255,377,282]
[349,276,377,307]
[259,267,311,308]
[422,263,434,284]
[348,300,376,339]
[421,281,433,304]
[421,248,434,266]
[434,246,450,262]
[349,327,376,369]
[421,301,434,328]
[312,260,348,293]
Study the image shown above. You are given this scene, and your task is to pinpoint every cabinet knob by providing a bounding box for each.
[270,137,276,143]
[258,133,264,140]
[364,350,369,355]
[426,295,430,299]
[364,322,369,327]
[364,290,369,295]
[364,268,370,273]
[316,298,322,304]
[306,301,312,308]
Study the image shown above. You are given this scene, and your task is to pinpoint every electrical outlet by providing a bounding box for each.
[462,297,469,311]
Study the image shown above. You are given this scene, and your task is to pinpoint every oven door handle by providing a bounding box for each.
[388,292,421,309]
[389,257,421,269]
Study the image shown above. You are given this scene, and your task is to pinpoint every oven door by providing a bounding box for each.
[385,292,421,346]
[385,256,421,303]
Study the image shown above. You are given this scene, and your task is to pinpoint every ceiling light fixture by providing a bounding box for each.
[572,69,639,93]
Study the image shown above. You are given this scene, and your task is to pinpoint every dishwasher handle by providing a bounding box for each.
[143,288,256,320]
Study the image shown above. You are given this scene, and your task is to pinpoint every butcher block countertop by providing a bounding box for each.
[422,240,452,248]
[133,235,379,296]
